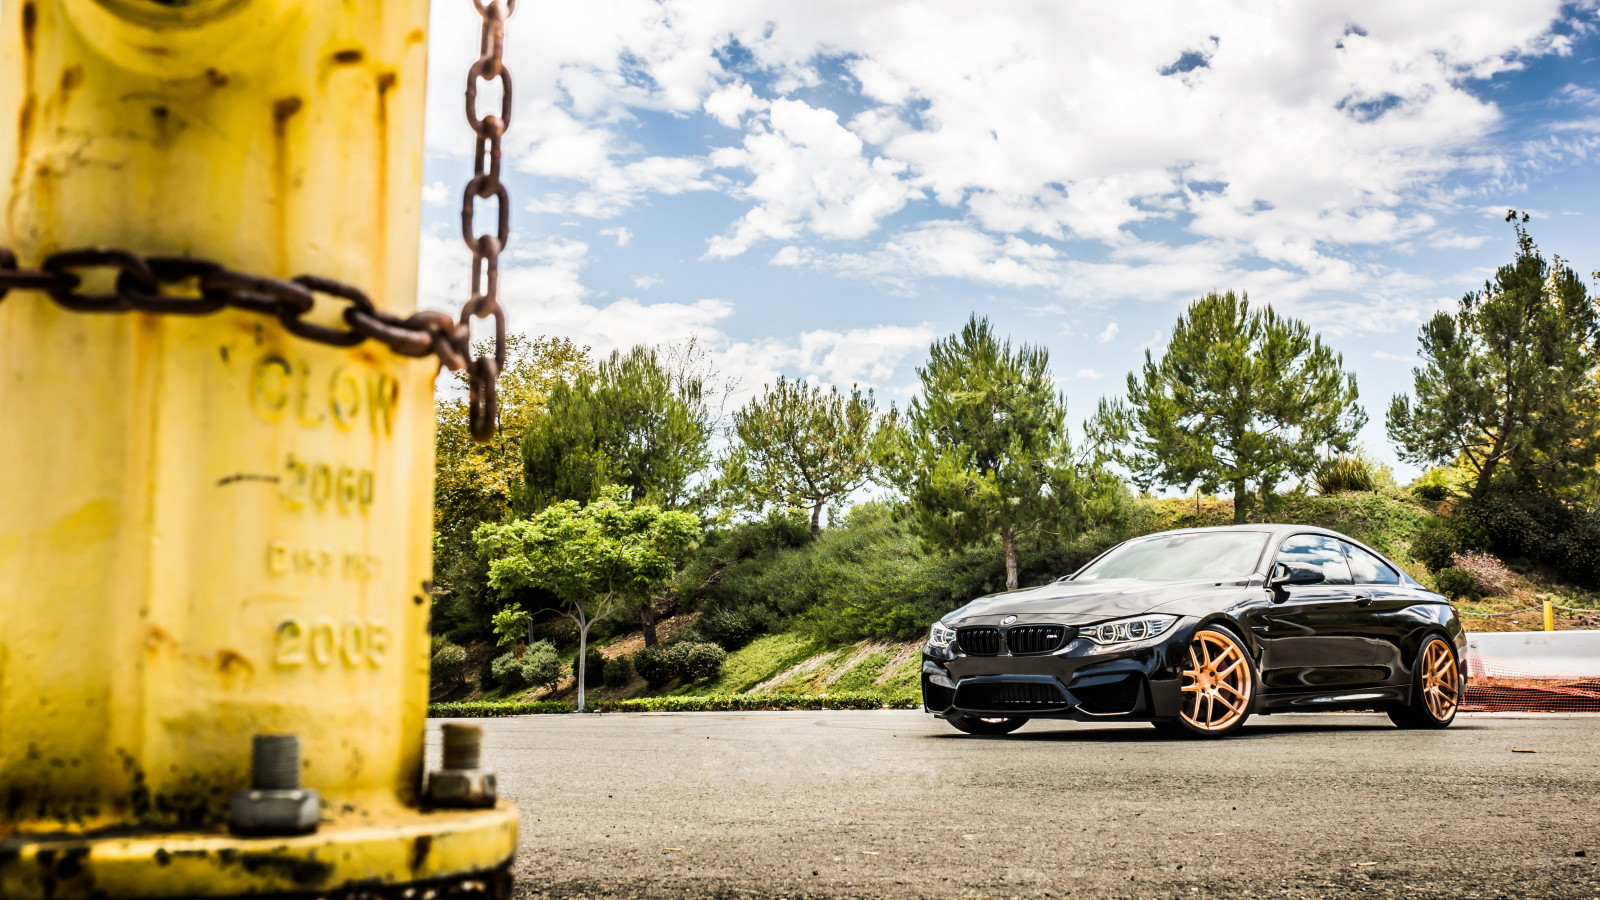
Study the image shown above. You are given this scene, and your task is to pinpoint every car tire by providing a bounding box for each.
[1154,625,1257,739]
[1388,635,1461,729]
[947,715,1028,736]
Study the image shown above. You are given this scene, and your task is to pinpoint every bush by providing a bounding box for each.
[519,640,563,693]
[676,642,727,682]
[430,642,469,685]
[1409,516,1487,572]
[1411,467,1458,501]
[1552,511,1600,590]
[429,692,917,717]
[1461,493,1571,563]
[1315,455,1377,494]
[602,654,634,689]
[490,652,525,689]
[634,646,674,689]
[1433,567,1483,601]
[583,647,606,689]
[692,605,770,650]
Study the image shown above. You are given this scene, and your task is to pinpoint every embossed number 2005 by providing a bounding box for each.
[274,617,389,669]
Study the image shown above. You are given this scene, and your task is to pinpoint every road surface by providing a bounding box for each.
[429,711,1600,899]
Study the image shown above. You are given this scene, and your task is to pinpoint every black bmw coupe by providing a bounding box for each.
[922,525,1467,738]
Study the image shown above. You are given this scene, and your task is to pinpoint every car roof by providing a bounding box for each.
[1113,523,1417,585]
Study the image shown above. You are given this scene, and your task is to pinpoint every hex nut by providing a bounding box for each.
[229,788,322,836]
[426,768,497,809]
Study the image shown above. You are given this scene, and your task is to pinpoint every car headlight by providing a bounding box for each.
[1085,614,1179,646]
[928,620,957,649]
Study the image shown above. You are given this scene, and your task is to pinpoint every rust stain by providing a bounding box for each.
[9,3,39,230]
[375,72,396,306]
[216,649,256,680]
[144,625,177,654]
[271,97,303,274]
[408,834,432,872]
[58,65,82,110]
[332,48,364,65]
[406,28,426,45]
[204,68,229,88]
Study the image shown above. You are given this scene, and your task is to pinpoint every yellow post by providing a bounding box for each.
[1544,598,1555,632]
[0,1,517,897]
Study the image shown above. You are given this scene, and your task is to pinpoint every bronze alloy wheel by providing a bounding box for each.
[1390,636,1461,729]
[1173,628,1254,735]
[1420,639,1461,720]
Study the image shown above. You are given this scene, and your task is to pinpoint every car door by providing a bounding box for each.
[1250,533,1389,692]
[1339,539,1417,685]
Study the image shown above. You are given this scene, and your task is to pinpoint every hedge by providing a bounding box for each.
[429,692,917,717]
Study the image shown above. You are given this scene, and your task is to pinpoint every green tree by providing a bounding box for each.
[521,345,712,512]
[475,486,699,711]
[520,345,712,644]
[434,335,590,630]
[895,315,1120,591]
[722,378,898,536]
[1387,214,1600,498]
[1090,291,1364,524]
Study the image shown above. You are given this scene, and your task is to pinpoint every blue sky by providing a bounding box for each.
[418,1,1600,486]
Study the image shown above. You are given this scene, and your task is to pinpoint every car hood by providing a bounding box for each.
[944,577,1250,626]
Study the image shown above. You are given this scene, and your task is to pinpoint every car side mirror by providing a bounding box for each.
[1269,562,1324,592]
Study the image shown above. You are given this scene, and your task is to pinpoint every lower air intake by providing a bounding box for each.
[954,681,1072,712]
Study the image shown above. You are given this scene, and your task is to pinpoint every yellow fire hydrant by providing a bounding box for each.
[0,1,518,897]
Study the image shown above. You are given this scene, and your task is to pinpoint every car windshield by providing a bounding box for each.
[1072,532,1269,581]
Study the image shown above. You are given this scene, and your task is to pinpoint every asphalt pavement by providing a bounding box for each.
[430,711,1600,899]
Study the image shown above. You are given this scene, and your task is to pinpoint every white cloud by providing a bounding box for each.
[422,181,450,207]
[601,227,634,246]
[1075,368,1104,380]
[705,99,923,258]
[632,274,663,289]
[1096,322,1120,343]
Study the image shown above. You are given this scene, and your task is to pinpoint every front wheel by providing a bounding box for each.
[947,714,1028,735]
[1153,626,1257,739]
[1388,635,1461,729]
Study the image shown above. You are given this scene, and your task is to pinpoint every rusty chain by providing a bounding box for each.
[460,0,515,442]
[0,0,515,442]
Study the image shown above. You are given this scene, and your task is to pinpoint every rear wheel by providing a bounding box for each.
[1389,635,1460,729]
[946,714,1028,735]
[1154,627,1256,739]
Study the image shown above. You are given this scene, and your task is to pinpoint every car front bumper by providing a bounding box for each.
[921,620,1201,721]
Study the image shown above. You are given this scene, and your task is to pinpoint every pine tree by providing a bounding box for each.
[896,315,1117,591]
[722,378,897,536]
[1388,213,1600,497]
[1091,291,1364,523]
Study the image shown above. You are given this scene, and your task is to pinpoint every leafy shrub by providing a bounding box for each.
[634,646,674,689]
[1552,511,1600,590]
[490,652,525,688]
[692,605,771,650]
[602,654,634,689]
[1409,516,1487,572]
[519,640,563,692]
[430,642,469,685]
[1432,567,1482,601]
[1411,468,1455,501]
[583,647,606,688]
[1315,455,1378,494]
[1461,493,1571,563]
[676,642,727,682]
[429,692,918,717]
[1450,552,1513,597]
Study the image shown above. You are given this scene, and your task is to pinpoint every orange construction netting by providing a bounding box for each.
[1463,648,1600,713]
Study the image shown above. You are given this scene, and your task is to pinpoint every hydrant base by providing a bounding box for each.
[0,802,518,900]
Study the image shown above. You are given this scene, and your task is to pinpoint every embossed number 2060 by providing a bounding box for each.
[274,617,389,669]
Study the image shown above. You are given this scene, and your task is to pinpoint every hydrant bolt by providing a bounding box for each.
[251,734,302,791]
[441,723,483,771]
[427,724,497,809]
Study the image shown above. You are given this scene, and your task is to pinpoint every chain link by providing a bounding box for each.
[460,0,514,441]
[0,246,473,365]
[0,1,516,442]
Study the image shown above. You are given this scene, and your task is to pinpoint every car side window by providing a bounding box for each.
[1342,541,1401,585]
[1275,534,1354,585]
